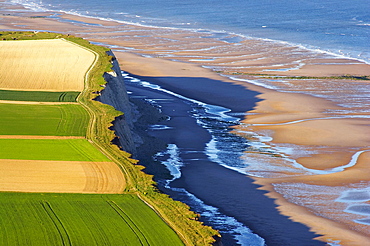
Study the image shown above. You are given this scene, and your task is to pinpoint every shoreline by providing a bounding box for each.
[2,2,370,245]
[124,70,324,245]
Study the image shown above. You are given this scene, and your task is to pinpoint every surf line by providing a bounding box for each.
[248,115,370,127]
[122,71,266,246]
[121,72,239,123]
[127,70,370,176]
[291,149,369,175]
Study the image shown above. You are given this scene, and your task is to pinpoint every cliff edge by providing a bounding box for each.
[97,50,139,156]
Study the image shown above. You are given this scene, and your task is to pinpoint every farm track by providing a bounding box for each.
[41,201,72,246]
[107,200,150,246]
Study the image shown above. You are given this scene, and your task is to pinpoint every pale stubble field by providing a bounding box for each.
[0,39,95,91]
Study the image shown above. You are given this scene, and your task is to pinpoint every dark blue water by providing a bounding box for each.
[10,0,370,63]
[122,72,266,245]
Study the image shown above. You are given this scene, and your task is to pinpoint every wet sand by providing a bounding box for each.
[2,1,370,245]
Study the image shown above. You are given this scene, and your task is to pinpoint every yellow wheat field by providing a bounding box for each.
[0,159,125,193]
[0,39,95,91]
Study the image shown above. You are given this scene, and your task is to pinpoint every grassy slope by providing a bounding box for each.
[0,31,218,245]
[67,33,219,245]
[0,90,80,102]
[0,103,89,136]
[0,193,183,246]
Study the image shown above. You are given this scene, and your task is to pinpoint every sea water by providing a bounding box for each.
[9,0,370,63]
[122,71,266,245]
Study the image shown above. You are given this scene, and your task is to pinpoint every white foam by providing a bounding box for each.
[262,62,305,72]
[169,186,265,246]
[227,76,278,90]
[10,0,49,12]
[345,204,370,216]
[189,58,216,61]
[329,150,368,172]
[154,144,183,182]
[149,124,173,130]
[122,71,239,123]
[235,122,370,178]
[337,189,370,202]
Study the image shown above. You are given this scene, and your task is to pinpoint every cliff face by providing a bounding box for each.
[98,51,138,156]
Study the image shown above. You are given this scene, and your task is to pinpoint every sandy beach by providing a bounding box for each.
[2,1,370,245]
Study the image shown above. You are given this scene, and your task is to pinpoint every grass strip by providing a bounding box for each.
[0,31,68,40]
[0,139,111,161]
[0,103,89,136]
[67,34,219,245]
[0,90,80,102]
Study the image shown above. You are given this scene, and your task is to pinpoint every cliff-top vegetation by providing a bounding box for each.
[0,31,218,245]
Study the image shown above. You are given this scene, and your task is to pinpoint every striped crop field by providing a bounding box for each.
[0,159,125,193]
[0,90,80,102]
[0,36,126,194]
[0,39,95,91]
[0,139,111,161]
[0,103,89,136]
[0,33,217,245]
[0,193,184,246]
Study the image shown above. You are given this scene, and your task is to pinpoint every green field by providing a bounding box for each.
[0,139,110,161]
[0,90,80,102]
[0,31,219,245]
[0,193,184,246]
[0,103,89,136]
